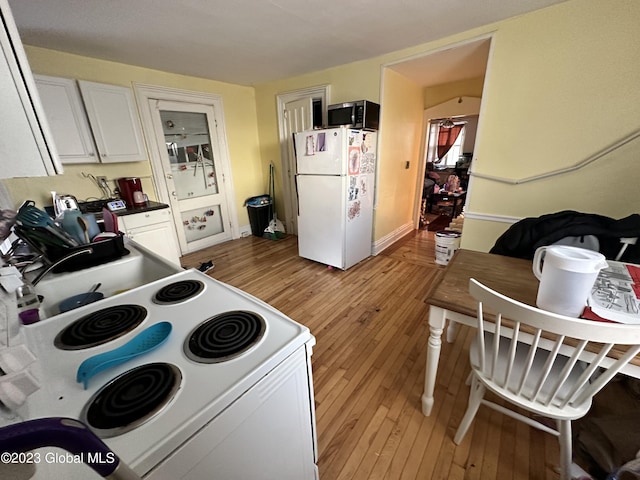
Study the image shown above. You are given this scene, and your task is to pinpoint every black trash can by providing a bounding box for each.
[245,195,271,237]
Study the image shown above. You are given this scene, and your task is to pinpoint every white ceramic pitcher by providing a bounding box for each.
[532,245,608,317]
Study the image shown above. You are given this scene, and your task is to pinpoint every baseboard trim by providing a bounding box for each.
[463,211,521,224]
[373,222,414,255]
[370,214,520,256]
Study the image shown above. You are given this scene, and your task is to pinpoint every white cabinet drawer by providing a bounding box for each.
[119,208,172,230]
[118,208,181,265]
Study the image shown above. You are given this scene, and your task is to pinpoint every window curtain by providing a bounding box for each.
[435,125,463,163]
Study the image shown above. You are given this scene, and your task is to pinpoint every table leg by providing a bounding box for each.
[422,305,447,416]
[446,322,459,343]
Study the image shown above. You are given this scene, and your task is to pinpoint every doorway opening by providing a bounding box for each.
[383,36,492,234]
[419,105,480,229]
[414,97,481,230]
[312,99,323,128]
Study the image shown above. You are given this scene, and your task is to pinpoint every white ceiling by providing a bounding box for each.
[9,0,568,87]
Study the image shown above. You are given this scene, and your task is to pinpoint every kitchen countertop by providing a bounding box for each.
[45,200,170,220]
[112,200,169,217]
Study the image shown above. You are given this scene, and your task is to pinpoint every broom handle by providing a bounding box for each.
[270,164,276,221]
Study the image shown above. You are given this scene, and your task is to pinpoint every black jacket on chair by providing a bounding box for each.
[489,210,640,262]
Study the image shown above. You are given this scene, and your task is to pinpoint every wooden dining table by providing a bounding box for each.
[421,248,640,416]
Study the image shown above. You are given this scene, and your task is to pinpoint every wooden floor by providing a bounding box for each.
[181,230,561,480]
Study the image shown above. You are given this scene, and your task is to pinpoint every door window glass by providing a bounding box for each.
[161,111,219,200]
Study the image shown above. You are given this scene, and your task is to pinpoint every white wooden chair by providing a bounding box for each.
[454,278,640,480]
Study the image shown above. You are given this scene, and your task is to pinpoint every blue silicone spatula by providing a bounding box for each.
[76,322,172,389]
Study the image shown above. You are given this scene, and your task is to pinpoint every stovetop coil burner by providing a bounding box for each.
[54,305,147,350]
[184,310,266,363]
[81,362,182,438]
[153,279,205,305]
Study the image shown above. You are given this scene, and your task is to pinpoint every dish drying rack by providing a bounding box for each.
[7,201,127,274]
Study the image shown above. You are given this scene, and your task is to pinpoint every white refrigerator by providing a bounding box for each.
[294,127,377,270]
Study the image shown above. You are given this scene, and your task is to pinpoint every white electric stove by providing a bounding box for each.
[15,268,318,479]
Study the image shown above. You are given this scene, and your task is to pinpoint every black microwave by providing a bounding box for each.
[327,100,380,130]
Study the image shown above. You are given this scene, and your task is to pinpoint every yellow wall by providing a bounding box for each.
[465,0,640,250]
[5,0,638,253]
[255,0,640,250]
[3,47,263,227]
[253,49,481,243]
[423,76,485,110]
[375,69,424,238]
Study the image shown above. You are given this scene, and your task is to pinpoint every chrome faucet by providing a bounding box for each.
[31,248,93,286]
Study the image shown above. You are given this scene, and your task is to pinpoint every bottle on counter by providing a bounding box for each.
[15,284,40,325]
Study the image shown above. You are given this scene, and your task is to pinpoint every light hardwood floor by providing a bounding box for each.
[181,230,561,480]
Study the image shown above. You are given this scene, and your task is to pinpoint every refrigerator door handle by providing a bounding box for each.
[294,174,300,215]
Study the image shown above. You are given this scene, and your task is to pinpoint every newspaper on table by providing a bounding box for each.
[588,261,640,324]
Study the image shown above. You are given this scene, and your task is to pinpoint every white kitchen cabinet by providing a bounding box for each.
[78,80,148,163]
[33,75,147,164]
[34,75,98,164]
[0,0,62,178]
[118,208,181,265]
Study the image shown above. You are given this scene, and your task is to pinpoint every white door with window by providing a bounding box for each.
[148,100,233,253]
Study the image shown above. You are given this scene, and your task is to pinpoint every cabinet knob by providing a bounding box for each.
[166,174,173,179]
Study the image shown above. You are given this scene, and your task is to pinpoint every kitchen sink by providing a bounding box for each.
[33,241,183,319]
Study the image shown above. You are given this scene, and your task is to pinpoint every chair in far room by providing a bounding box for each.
[454,279,640,480]
[420,171,442,228]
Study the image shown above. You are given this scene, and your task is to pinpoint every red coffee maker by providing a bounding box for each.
[117,177,145,207]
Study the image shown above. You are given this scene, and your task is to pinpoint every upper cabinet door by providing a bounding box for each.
[78,80,147,163]
[0,0,62,178]
[34,75,98,164]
